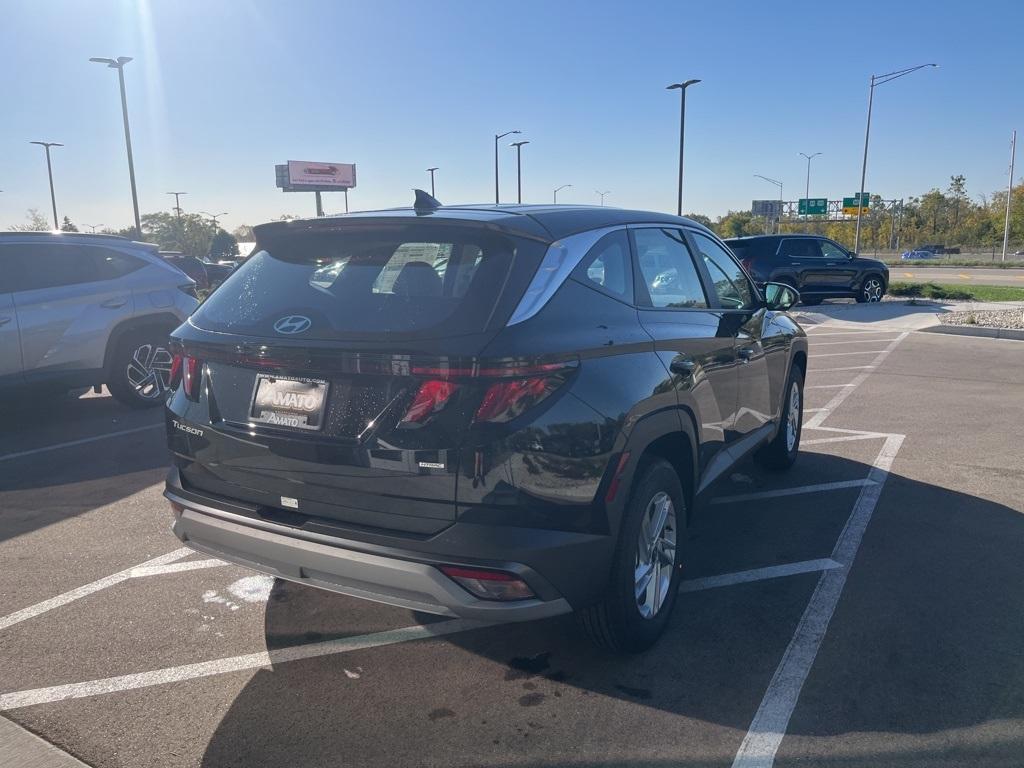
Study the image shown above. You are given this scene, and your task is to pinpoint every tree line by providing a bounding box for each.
[700,176,1023,252]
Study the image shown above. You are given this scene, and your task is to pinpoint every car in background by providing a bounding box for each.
[161,251,210,290]
[163,200,807,652]
[200,258,237,290]
[724,234,889,305]
[900,249,936,260]
[0,232,199,407]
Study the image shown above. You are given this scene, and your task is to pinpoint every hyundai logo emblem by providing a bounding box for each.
[273,315,312,334]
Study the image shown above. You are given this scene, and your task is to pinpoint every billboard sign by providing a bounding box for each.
[752,199,782,217]
[276,161,357,192]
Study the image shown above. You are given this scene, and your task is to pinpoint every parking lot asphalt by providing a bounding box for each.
[1,322,1022,768]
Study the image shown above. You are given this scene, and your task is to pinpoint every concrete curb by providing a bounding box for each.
[919,324,1024,341]
[0,715,90,767]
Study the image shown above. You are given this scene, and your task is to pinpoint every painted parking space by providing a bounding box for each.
[2,328,1022,767]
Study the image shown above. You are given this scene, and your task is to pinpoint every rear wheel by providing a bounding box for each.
[106,329,174,408]
[856,275,885,303]
[755,364,804,471]
[580,459,685,653]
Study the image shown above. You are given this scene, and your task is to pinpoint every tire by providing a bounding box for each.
[580,459,685,653]
[755,364,804,471]
[856,274,885,303]
[106,329,175,408]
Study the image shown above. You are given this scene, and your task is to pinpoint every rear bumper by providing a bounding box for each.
[164,478,594,622]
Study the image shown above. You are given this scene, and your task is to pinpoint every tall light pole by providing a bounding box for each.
[666,78,700,215]
[29,141,63,229]
[166,191,188,219]
[754,174,783,233]
[799,152,821,202]
[90,56,141,238]
[510,140,529,204]
[596,190,611,206]
[199,211,228,228]
[426,167,439,198]
[1003,130,1016,262]
[494,130,520,203]
[553,184,571,204]
[854,63,937,254]
[86,224,104,233]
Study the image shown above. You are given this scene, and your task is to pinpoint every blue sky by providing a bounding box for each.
[2,0,1021,232]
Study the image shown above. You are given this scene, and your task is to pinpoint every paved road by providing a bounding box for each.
[891,266,1024,286]
[1,324,1022,767]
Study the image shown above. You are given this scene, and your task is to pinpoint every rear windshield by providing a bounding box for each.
[724,240,755,259]
[190,224,544,339]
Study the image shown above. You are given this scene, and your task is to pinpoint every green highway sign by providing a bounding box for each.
[798,198,828,215]
[842,196,870,215]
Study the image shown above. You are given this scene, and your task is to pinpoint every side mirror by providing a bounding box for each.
[764,282,799,311]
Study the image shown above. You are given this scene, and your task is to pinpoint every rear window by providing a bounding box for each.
[191,224,545,339]
[724,241,755,259]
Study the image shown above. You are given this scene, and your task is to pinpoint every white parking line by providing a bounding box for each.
[678,559,841,593]
[731,433,904,768]
[810,338,901,347]
[0,424,163,463]
[711,479,875,505]
[802,433,887,446]
[810,350,889,358]
[805,384,854,390]
[804,333,908,430]
[128,559,227,578]
[805,330,900,337]
[0,549,192,632]
[0,556,843,711]
[807,365,876,372]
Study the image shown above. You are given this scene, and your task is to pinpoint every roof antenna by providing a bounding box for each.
[413,188,442,211]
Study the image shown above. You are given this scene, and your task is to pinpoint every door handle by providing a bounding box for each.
[101,297,128,309]
[669,357,696,375]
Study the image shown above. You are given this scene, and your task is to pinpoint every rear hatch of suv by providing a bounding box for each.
[168,216,556,536]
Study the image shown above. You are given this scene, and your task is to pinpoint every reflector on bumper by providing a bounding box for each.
[438,565,535,601]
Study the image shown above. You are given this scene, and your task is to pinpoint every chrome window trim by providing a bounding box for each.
[506,225,622,326]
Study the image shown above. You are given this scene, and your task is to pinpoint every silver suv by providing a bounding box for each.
[0,232,199,407]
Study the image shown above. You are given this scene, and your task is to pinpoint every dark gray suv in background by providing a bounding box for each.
[164,198,808,652]
[0,232,199,407]
[724,234,890,305]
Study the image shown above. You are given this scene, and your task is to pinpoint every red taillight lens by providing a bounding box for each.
[182,356,201,400]
[741,258,753,274]
[400,380,459,424]
[169,354,183,389]
[474,375,558,424]
[438,565,535,601]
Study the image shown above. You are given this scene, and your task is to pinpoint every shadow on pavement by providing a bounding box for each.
[197,453,1024,767]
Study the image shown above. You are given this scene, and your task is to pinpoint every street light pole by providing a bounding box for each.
[666,78,701,216]
[90,56,141,238]
[754,174,783,234]
[199,211,228,229]
[799,152,821,202]
[494,130,521,204]
[510,141,529,204]
[426,167,438,198]
[854,63,937,254]
[553,184,571,204]
[29,141,63,229]
[1003,130,1016,262]
[166,191,188,219]
[596,190,610,206]
[86,224,104,233]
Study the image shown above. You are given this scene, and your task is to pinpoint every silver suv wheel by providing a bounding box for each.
[125,343,173,400]
[862,277,884,303]
[635,491,677,619]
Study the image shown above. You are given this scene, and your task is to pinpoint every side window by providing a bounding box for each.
[634,228,707,309]
[819,240,849,260]
[570,230,632,302]
[90,248,144,280]
[779,239,822,259]
[3,244,104,292]
[690,231,757,310]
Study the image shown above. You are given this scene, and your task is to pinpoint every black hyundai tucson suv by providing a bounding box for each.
[164,196,808,652]
[723,234,889,305]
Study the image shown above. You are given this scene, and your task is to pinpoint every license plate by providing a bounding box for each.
[249,375,328,431]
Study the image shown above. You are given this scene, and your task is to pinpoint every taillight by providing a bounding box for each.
[172,355,201,400]
[438,565,535,601]
[400,380,459,424]
[169,354,183,389]
[474,375,558,424]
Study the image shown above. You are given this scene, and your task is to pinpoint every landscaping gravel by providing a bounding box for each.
[940,308,1024,330]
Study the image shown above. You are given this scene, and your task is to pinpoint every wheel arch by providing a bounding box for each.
[102,313,182,379]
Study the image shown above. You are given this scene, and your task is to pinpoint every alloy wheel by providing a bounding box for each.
[863,278,884,302]
[126,343,174,400]
[786,380,801,452]
[634,491,677,619]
